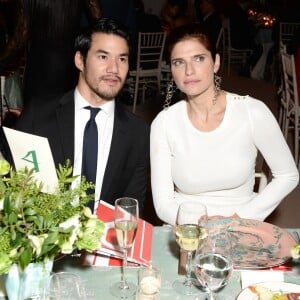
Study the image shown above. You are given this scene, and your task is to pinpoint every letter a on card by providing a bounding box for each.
[2,127,58,193]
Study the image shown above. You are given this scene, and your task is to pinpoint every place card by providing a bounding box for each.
[2,126,58,193]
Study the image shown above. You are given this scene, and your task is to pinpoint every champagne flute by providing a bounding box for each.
[173,201,207,295]
[194,227,233,300]
[110,197,139,298]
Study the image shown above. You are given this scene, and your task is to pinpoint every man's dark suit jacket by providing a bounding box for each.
[14,90,150,210]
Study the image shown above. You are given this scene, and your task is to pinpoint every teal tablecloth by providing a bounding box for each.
[1,226,300,299]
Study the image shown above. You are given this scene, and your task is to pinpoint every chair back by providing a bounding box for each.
[281,50,300,164]
[217,18,252,74]
[279,22,300,46]
[135,32,167,72]
[218,18,230,51]
[129,32,166,112]
[255,172,268,193]
[277,42,287,130]
[281,50,298,135]
[216,26,224,51]
[215,19,229,70]
[281,51,299,112]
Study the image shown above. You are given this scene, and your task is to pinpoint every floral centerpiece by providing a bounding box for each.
[0,158,105,275]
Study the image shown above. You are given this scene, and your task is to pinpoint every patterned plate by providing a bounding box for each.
[207,218,296,269]
[236,281,300,299]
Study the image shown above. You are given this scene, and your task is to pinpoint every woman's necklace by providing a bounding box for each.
[188,88,223,116]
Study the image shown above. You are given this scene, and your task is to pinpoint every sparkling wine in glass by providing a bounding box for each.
[173,201,207,295]
[110,197,139,298]
[194,227,233,300]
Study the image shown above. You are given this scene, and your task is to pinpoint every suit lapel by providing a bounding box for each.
[56,91,75,165]
[54,97,129,198]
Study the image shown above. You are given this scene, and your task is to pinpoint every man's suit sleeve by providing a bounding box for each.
[122,121,150,213]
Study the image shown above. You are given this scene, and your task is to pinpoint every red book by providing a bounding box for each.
[83,201,153,267]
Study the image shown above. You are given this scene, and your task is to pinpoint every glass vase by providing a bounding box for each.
[5,259,53,300]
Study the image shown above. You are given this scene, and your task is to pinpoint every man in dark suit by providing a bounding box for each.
[15,18,150,213]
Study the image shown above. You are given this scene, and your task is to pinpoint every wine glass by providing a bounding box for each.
[173,201,208,295]
[110,197,139,298]
[194,226,233,300]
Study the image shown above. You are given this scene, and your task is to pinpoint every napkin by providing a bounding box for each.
[240,270,284,289]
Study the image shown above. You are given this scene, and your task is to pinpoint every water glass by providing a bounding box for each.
[194,227,233,300]
[47,272,86,300]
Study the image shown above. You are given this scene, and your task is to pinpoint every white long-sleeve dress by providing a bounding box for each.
[150,93,299,225]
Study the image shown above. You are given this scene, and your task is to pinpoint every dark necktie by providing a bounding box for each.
[82,106,100,212]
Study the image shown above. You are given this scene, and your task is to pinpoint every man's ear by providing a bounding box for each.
[74,51,84,71]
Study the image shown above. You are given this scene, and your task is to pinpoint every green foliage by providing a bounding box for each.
[0,159,105,275]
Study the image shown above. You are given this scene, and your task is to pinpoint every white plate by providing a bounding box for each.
[236,281,300,299]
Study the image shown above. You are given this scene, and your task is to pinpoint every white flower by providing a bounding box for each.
[83,206,93,218]
[59,215,80,254]
[85,218,98,228]
[9,248,18,259]
[59,214,80,231]
[60,236,76,254]
[291,244,300,259]
[0,199,3,211]
[28,234,48,257]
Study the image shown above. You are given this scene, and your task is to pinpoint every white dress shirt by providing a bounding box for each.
[73,88,114,212]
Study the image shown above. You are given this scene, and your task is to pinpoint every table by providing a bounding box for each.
[1,226,299,299]
[52,226,300,299]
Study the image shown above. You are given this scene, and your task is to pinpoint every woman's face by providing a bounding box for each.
[170,37,220,98]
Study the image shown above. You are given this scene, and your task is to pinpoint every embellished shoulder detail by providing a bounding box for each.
[231,94,249,101]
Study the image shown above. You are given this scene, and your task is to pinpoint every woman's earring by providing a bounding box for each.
[214,73,222,93]
[164,80,176,109]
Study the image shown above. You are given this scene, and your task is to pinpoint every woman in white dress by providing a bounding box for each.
[150,23,299,225]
